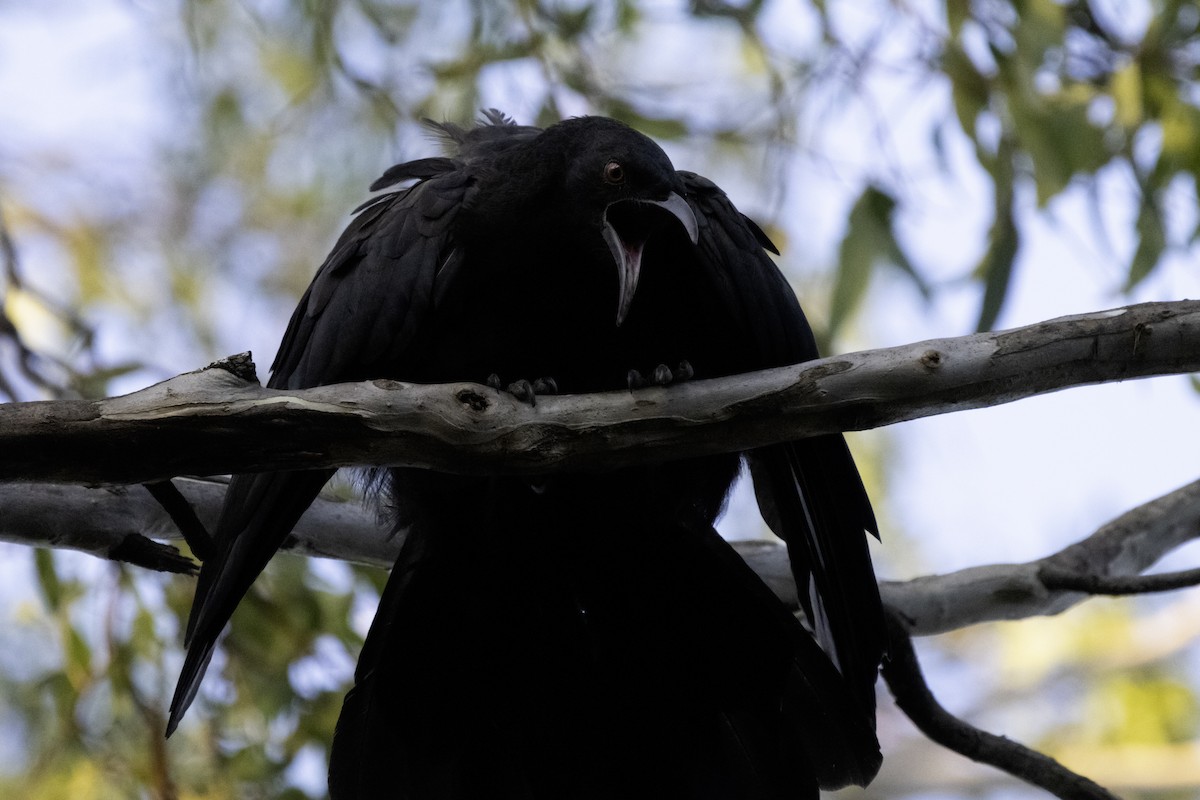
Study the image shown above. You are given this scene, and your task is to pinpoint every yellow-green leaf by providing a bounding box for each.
[1110,60,1144,129]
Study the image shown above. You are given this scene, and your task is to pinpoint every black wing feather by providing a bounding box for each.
[167,165,469,736]
[680,171,886,787]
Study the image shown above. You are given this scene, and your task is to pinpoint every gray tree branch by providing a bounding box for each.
[4,475,1197,638]
[881,478,1200,635]
[2,300,1198,484]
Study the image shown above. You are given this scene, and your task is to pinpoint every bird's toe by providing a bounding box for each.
[487,374,559,406]
[628,362,693,389]
[532,376,558,395]
[506,379,537,406]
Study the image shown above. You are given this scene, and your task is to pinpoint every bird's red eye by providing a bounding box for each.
[603,161,625,185]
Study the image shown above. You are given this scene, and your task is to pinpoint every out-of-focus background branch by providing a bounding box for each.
[1,1,1199,798]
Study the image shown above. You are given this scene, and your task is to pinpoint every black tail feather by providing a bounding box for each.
[748,438,886,741]
[168,469,335,735]
[690,518,882,789]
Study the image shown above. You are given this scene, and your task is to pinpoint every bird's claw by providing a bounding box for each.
[627,360,694,390]
[507,379,536,405]
[486,373,558,407]
[532,377,558,395]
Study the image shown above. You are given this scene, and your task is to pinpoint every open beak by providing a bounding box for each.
[602,191,699,326]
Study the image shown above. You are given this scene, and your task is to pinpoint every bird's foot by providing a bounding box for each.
[626,360,693,390]
[486,374,558,407]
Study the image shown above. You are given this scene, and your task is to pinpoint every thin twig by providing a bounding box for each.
[1038,565,1200,596]
[882,609,1121,800]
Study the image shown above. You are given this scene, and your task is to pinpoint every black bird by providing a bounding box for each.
[169,111,886,799]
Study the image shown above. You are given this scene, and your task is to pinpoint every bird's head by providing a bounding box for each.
[549,118,700,325]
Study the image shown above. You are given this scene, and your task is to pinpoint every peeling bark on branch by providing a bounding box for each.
[2,300,1198,485]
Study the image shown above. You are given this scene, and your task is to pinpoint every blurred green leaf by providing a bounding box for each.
[605,100,690,140]
[63,626,92,692]
[945,0,969,37]
[976,214,1019,332]
[548,4,593,37]
[829,186,926,346]
[64,223,111,306]
[1009,91,1109,205]
[1086,670,1200,746]
[1127,190,1167,291]
[975,138,1020,331]
[1110,61,1143,129]
[942,43,991,140]
[70,361,144,400]
[260,45,321,102]
[33,549,62,612]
